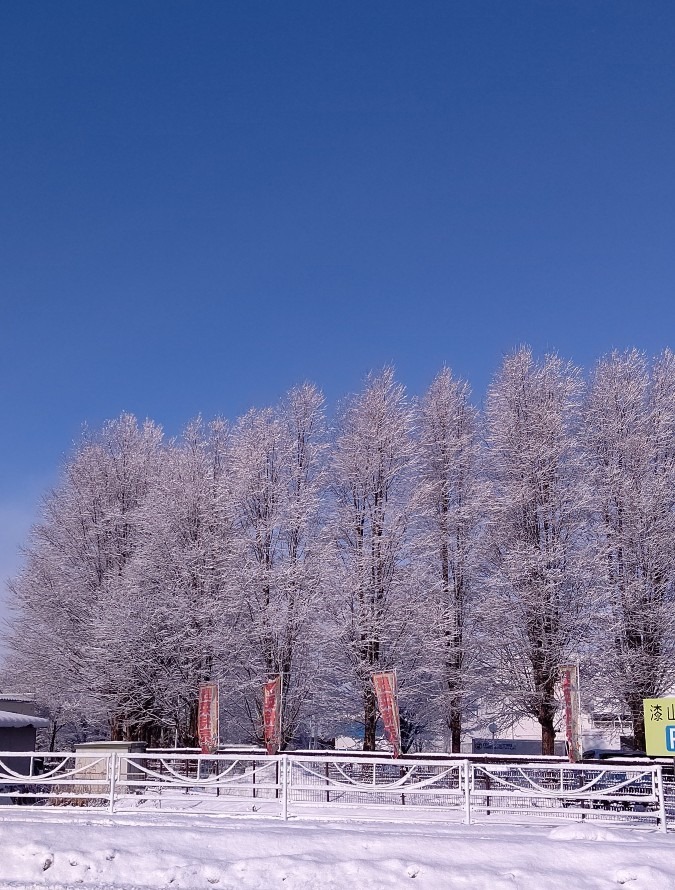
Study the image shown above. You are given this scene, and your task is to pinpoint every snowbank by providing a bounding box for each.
[0,811,673,889]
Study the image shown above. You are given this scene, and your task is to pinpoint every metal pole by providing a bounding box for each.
[657,765,668,833]
[464,760,471,825]
[216,681,221,752]
[281,755,288,821]
[109,752,117,815]
[279,675,283,755]
[575,658,582,761]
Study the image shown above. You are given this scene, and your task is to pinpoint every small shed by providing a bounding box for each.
[0,694,49,775]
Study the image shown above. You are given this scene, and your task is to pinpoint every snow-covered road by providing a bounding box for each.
[0,810,673,889]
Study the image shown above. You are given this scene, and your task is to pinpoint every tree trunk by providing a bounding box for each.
[449,698,462,753]
[630,702,646,752]
[49,720,59,752]
[537,669,558,756]
[540,715,556,756]
[363,685,377,751]
[186,700,199,748]
[110,714,123,741]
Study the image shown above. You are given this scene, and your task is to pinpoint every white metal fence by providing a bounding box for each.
[0,750,667,832]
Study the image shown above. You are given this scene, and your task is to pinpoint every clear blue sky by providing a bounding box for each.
[2,2,675,596]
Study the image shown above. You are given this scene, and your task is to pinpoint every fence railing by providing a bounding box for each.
[0,750,667,832]
[469,761,665,829]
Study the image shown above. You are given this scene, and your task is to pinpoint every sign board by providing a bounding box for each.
[198,683,219,754]
[560,663,582,762]
[372,670,401,758]
[263,675,282,755]
[643,698,675,756]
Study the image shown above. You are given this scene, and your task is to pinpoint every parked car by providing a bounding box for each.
[582,748,646,760]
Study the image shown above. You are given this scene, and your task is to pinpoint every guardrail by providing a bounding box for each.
[0,751,667,831]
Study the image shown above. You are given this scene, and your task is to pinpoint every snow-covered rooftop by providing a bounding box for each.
[0,710,49,729]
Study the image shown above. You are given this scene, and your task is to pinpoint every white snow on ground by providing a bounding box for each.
[0,811,673,890]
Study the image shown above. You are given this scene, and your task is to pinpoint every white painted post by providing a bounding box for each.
[657,765,668,833]
[281,755,288,821]
[109,752,117,815]
[464,760,471,825]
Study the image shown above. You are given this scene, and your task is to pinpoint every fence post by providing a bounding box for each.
[657,765,668,833]
[109,752,117,815]
[282,754,288,821]
[463,760,471,825]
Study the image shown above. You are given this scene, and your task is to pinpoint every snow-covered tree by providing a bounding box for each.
[6,354,672,756]
[583,349,675,750]
[227,384,326,747]
[126,417,233,745]
[5,414,163,744]
[415,368,482,751]
[481,349,591,755]
[326,369,419,750]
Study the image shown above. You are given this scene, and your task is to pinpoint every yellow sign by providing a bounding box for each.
[643,698,675,756]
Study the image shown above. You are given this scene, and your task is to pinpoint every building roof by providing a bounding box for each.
[0,710,49,729]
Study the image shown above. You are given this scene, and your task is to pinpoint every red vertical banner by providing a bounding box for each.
[198,682,219,754]
[372,670,401,758]
[561,663,581,762]
[263,675,282,755]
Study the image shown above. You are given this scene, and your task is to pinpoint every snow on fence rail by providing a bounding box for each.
[0,750,667,832]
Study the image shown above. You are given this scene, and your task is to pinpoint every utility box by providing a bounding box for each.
[73,741,147,802]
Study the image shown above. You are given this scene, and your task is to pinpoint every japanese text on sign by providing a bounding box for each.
[643,698,675,756]
[263,675,282,755]
[198,683,219,754]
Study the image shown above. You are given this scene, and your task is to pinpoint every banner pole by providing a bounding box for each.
[109,752,117,815]
[279,672,284,753]
[657,765,668,833]
[282,753,288,821]
[464,760,471,825]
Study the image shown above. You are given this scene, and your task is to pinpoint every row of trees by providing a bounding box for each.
[4,348,675,754]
